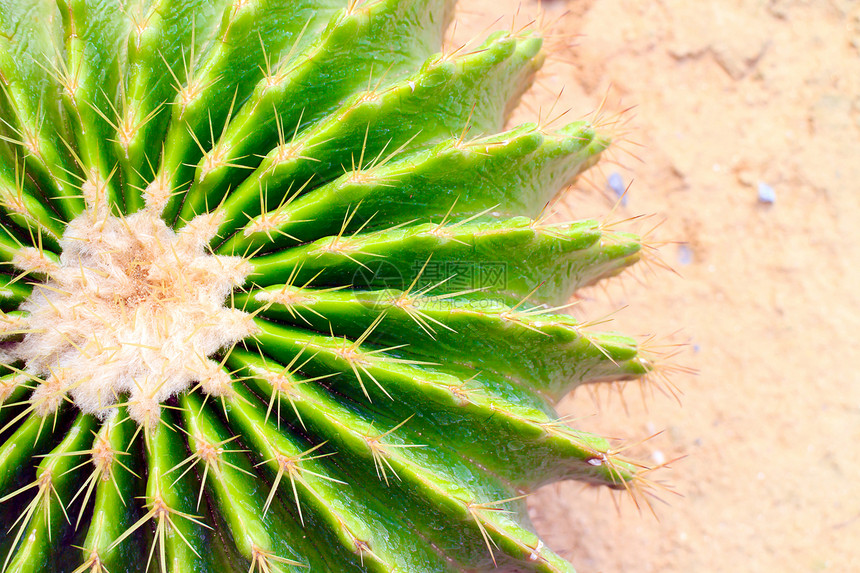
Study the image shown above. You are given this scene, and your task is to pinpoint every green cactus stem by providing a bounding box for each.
[0,0,661,571]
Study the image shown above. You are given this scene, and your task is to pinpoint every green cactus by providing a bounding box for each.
[0,0,661,571]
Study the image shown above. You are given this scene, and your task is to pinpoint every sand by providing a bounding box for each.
[455,1,860,571]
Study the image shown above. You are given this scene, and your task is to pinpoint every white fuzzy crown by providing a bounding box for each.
[8,207,257,424]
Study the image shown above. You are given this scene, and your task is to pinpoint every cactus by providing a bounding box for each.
[0,1,662,571]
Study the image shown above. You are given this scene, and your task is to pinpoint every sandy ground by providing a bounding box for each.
[454,1,860,571]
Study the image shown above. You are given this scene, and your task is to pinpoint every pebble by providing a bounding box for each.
[757,182,776,204]
[607,172,628,205]
[678,243,693,265]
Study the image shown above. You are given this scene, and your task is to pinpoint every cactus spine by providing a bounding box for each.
[0,0,659,571]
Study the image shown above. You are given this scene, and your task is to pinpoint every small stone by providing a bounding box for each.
[678,243,693,265]
[607,172,627,205]
[757,182,776,204]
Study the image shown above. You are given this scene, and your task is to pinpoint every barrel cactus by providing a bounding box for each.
[0,0,659,571]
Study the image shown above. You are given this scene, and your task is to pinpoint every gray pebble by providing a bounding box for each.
[607,172,627,205]
[757,182,776,204]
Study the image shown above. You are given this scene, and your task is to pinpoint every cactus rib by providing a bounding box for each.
[0,1,661,571]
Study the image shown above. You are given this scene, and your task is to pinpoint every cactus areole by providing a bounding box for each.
[0,0,659,571]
